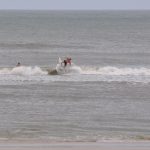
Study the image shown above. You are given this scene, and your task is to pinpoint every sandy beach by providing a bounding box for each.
[0,141,150,150]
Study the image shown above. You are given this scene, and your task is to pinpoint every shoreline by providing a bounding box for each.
[0,141,150,150]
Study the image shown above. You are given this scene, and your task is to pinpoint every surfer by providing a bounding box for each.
[66,57,72,66]
[61,59,67,67]
[16,62,21,67]
[61,57,72,67]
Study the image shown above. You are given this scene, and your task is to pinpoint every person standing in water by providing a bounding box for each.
[61,57,72,67]
[16,62,21,67]
[61,59,67,67]
[66,57,72,66]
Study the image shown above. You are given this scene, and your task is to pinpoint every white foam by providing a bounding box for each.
[81,66,150,76]
[1,65,150,84]
[0,66,47,76]
[55,63,82,75]
[1,65,150,77]
[67,64,82,74]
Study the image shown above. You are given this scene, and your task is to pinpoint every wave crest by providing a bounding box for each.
[0,66,47,76]
[81,66,150,76]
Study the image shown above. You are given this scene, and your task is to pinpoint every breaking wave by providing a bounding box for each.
[1,65,150,76]
[65,65,150,76]
[0,65,150,83]
[0,66,47,76]
[81,66,150,76]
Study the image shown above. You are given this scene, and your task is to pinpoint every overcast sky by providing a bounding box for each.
[0,0,150,10]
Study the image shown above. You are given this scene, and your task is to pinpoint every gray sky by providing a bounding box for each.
[0,0,150,10]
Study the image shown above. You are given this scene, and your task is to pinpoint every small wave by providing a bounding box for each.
[135,135,150,141]
[55,63,82,75]
[2,65,150,76]
[67,65,82,74]
[1,65,150,84]
[1,134,149,142]
[0,66,47,76]
[81,66,150,76]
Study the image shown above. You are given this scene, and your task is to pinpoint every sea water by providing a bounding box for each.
[0,10,150,142]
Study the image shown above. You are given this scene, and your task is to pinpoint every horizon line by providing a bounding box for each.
[0,8,150,11]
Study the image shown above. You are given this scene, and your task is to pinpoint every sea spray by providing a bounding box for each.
[80,66,150,76]
[1,65,150,76]
[0,66,47,76]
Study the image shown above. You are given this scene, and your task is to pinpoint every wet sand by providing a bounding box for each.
[0,141,150,150]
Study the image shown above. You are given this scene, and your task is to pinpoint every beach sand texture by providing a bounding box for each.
[0,142,150,150]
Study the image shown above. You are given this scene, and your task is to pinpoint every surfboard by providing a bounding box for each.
[47,69,58,75]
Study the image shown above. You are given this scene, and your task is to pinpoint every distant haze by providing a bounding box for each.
[0,0,150,10]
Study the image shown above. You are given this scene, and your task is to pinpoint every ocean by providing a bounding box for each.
[0,10,150,142]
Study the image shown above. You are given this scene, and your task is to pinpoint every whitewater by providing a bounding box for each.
[0,65,150,84]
